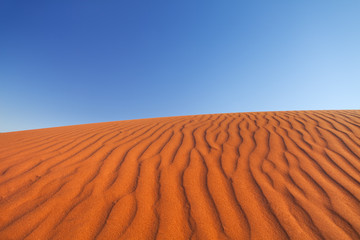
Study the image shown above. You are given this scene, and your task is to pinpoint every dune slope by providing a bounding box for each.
[0,110,360,239]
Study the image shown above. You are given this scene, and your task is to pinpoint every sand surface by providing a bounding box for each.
[0,110,360,240]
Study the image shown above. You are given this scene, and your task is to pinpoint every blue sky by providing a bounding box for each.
[1,1,359,132]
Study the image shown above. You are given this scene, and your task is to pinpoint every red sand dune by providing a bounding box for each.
[1,110,360,240]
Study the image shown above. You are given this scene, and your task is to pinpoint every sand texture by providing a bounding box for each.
[1,110,360,240]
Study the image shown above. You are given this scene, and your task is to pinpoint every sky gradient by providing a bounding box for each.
[1,1,360,132]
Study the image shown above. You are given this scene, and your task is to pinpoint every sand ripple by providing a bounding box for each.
[0,110,360,239]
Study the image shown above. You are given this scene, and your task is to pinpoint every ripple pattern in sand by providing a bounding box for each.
[0,110,360,239]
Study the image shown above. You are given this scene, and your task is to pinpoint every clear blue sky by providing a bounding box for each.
[1,1,359,132]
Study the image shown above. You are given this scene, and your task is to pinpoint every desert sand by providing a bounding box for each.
[0,110,360,240]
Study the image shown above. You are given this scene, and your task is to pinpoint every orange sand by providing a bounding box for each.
[0,110,360,240]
